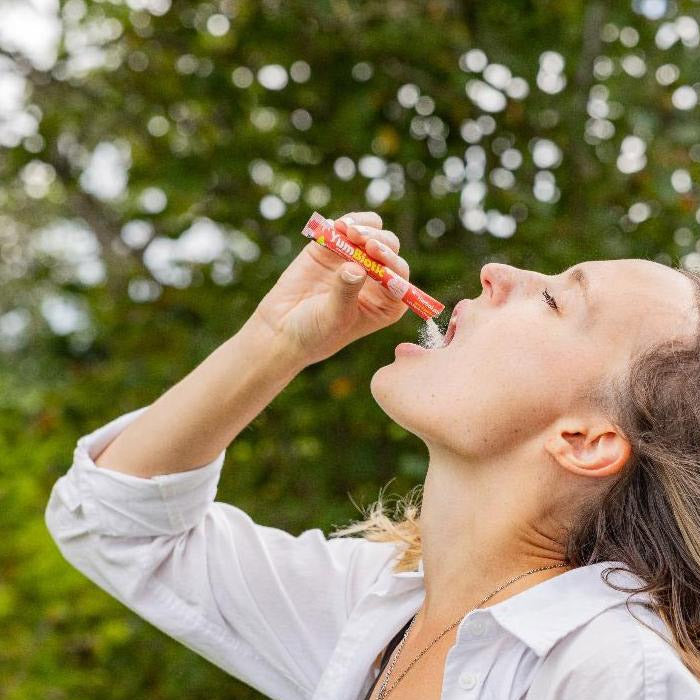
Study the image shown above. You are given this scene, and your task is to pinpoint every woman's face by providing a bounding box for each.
[371,258,697,461]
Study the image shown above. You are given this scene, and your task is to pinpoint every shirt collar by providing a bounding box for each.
[392,559,654,657]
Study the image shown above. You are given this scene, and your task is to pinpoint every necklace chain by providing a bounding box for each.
[374,563,569,700]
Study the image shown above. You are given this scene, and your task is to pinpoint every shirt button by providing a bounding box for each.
[458,671,479,690]
[469,620,485,636]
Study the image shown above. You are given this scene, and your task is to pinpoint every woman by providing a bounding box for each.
[45,211,700,699]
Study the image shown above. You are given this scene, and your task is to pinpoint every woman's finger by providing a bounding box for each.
[335,219,401,254]
[364,237,410,281]
[347,225,400,254]
[338,211,383,229]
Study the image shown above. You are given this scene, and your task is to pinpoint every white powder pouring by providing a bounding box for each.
[417,316,447,349]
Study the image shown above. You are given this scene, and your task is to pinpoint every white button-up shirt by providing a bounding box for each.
[45,406,700,700]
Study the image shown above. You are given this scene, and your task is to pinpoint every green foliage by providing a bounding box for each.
[2,0,700,697]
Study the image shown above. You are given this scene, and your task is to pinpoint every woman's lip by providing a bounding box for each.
[453,298,472,318]
[395,342,429,357]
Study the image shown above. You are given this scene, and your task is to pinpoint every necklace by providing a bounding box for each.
[374,562,569,700]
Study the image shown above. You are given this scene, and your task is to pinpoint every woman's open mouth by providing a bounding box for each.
[396,300,468,357]
[443,315,457,346]
[440,298,472,348]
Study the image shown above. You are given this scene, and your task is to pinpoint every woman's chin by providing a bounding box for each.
[370,365,396,408]
[370,365,417,425]
[370,344,430,397]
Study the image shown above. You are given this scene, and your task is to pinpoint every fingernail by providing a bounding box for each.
[374,240,388,253]
[341,269,363,283]
[341,216,355,226]
[355,225,373,236]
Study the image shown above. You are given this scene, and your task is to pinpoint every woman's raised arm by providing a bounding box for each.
[94,210,410,477]
[93,315,306,477]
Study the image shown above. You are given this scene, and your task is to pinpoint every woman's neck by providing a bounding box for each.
[415,451,571,638]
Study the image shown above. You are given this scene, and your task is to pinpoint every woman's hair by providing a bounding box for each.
[330,264,700,678]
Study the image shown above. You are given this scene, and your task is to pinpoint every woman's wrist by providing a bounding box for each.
[239,309,309,376]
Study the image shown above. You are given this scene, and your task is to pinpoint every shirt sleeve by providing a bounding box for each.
[44,406,400,700]
[525,607,700,700]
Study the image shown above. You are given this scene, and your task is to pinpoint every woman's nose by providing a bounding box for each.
[480,263,518,305]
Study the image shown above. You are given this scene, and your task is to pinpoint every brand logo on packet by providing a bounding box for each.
[352,247,385,276]
[327,230,385,276]
[329,229,354,256]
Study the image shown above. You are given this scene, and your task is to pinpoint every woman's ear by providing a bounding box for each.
[543,420,631,479]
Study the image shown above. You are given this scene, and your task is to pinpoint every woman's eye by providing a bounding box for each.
[542,288,559,311]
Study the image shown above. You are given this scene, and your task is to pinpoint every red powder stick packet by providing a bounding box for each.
[301,211,445,320]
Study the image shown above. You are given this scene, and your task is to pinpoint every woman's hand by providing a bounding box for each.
[252,211,410,366]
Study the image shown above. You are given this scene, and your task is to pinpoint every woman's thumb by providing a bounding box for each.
[333,262,367,304]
